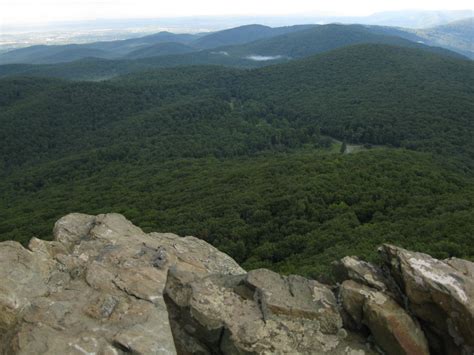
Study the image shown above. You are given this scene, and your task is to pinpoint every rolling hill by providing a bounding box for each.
[0,44,114,64]
[124,42,196,59]
[220,24,464,59]
[1,19,471,67]
[0,25,316,65]
[0,31,202,65]
[190,24,315,49]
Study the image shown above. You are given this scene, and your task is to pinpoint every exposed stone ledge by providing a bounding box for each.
[0,214,472,355]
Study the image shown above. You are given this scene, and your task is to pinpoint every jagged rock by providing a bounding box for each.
[1,214,473,355]
[165,267,375,354]
[0,213,243,354]
[334,256,388,292]
[380,244,474,355]
[445,257,474,277]
[340,280,429,355]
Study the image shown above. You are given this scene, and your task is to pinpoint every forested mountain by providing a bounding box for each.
[219,24,463,59]
[0,43,473,277]
[0,24,315,65]
[1,21,470,67]
[241,45,474,166]
[410,17,474,58]
[360,9,472,28]
[0,45,114,64]
[0,31,201,65]
[124,42,196,59]
[190,24,316,49]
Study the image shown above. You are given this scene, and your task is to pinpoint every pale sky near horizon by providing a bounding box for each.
[0,0,473,26]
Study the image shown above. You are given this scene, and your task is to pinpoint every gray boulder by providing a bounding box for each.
[165,267,375,354]
[380,244,474,355]
[0,213,243,355]
[334,256,388,292]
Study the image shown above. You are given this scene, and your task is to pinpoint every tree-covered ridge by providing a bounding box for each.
[0,24,467,81]
[220,24,464,59]
[1,45,472,172]
[242,44,474,169]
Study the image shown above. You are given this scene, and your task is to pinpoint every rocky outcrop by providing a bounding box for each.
[340,280,429,355]
[0,214,472,355]
[164,267,373,354]
[0,213,243,354]
[380,245,474,355]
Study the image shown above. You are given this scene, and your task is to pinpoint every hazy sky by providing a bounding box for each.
[1,0,473,25]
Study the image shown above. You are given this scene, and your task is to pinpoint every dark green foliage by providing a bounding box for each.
[0,44,473,279]
[124,42,196,59]
[340,142,347,154]
[241,45,474,170]
[1,149,473,279]
[191,24,316,49]
[0,32,200,64]
[2,45,473,171]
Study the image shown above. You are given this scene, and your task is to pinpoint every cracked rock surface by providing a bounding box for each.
[0,214,472,355]
[380,244,474,355]
[0,213,243,355]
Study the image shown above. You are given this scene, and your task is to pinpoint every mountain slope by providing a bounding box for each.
[0,25,316,65]
[412,17,474,58]
[0,31,201,65]
[0,24,465,81]
[0,51,272,81]
[361,9,473,28]
[221,24,464,59]
[0,44,114,64]
[84,31,199,55]
[241,44,474,166]
[124,42,196,59]
[1,44,472,171]
[191,24,315,49]
[1,20,470,66]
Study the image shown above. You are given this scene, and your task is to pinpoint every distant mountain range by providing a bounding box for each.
[409,17,474,58]
[0,25,321,65]
[0,21,471,81]
[353,10,473,28]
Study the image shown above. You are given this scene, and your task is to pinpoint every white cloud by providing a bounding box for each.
[0,0,472,25]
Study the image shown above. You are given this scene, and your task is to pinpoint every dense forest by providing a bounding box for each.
[0,43,473,279]
[2,147,473,278]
